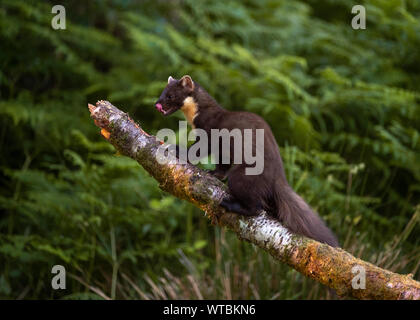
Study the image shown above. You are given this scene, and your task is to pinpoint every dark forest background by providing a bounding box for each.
[0,0,419,299]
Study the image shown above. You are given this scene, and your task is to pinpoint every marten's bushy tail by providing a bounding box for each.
[273,183,339,247]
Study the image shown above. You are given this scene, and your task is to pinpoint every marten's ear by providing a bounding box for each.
[168,76,175,84]
[180,75,194,91]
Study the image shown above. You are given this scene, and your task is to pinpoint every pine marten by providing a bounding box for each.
[155,75,339,247]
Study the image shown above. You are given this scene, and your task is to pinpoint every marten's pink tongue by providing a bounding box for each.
[155,103,163,112]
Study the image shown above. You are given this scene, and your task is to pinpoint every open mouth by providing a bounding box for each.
[155,103,177,116]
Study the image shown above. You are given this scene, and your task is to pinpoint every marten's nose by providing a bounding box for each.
[155,103,163,112]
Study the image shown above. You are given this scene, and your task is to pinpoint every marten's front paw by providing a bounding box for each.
[206,169,227,181]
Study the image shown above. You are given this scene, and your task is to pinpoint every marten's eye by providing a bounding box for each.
[167,95,172,100]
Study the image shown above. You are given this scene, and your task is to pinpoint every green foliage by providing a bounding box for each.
[0,0,419,299]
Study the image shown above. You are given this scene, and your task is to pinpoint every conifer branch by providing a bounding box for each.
[88,100,420,300]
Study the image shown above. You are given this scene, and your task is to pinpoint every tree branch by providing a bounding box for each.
[88,100,420,300]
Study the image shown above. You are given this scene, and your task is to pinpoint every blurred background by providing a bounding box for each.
[0,0,419,299]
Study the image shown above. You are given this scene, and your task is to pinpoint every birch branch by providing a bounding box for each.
[88,100,420,300]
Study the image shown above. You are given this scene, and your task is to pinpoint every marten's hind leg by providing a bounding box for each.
[220,166,263,216]
[220,196,257,216]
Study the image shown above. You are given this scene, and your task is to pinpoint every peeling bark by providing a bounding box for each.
[88,100,420,300]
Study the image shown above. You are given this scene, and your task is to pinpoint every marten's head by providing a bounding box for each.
[155,75,195,116]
